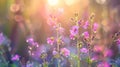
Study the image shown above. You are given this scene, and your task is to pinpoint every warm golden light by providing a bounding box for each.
[64,0,80,6]
[96,0,106,4]
[48,0,58,6]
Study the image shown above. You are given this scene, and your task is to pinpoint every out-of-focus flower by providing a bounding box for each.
[10,4,20,13]
[61,48,70,57]
[115,58,120,66]
[80,48,88,53]
[93,23,99,32]
[83,21,89,29]
[26,61,33,67]
[70,34,75,40]
[82,31,89,39]
[47,37,55,45]
[11,54,20,61]
[117,39,120,45]
[91,56,98,61]
[97,62,110,67]
[56,27,65,34]
[14,15,23,22]
[26,37,34,45]
[103,49,113,57]
[70,26,79,36]
[93,45,103,52]
[47,15,57,26]
[0,33,5,45]
[52,50,58,56]
[70,25,79,40]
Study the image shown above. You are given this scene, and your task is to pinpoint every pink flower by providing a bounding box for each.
[26,37,34,45]
[93,45,103,52]
[47,37,55,45]
[11,54,20,61]
[82,31,89,39]
[70,34,75,40]
[97,62,110,67]
[70,26,79,36]
[61,48,70,57]
[57,27,64,34]
[117,39,120,45]
[93,23,99,32]
[103,49,113,57]
[70,26,79,40]
[80,48,88,53]
[83,21,89,29]
[47,15,57,26]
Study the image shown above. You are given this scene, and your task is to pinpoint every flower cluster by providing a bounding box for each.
[47,37,55,45]
[26,37,39,56]
[11,54,20,61]
[70,25,79,40]
[60,48,70,57]
[0,33,6,45]
[80,47,88,53]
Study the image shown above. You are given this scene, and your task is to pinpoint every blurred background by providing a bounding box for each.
[0,0,120,66]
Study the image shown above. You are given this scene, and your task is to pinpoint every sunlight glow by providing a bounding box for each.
[48,0,58,6]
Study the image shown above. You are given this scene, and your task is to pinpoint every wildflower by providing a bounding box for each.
[52,50,58,56]
[97,62,110,67]
[10,4,20,13]
[26,37,34,45]
[70,26,79,36]
[93,23,99,32]
[70,34,75,40]
[47,15,57,26]
[47,37,55,45]
[80,48,88,53]
[61,48,70,57]
[26,61,33,67]
[0,33,5,45]
[117,39,120,45]
[83,21,89,29]
[93,45,103,52]
[57,27,64,34]
[103,49,113,57]
[11,54,20,61]
[70,26,79,40]
[82,31,89,39]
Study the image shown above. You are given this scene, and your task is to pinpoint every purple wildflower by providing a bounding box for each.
[82,31,89,39]
[93,23,99,32]
[70,25,79,40]
[97,62,110,67]
[57,27,64,34]
[70,26,79,36]
[117,39,120,45]
[103,49,113,57]
[60,48,70,57]
[70,34,75,40]
[0,33,5,45]
[80,48,88,53]
[52,50,58,56]
[26,37,34,45]
[11,54,20,61]
[83,21,89,29]
[47,37,55,45]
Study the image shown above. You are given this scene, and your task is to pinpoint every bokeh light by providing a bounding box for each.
[0,0,120,67]
[48,0,59,6]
